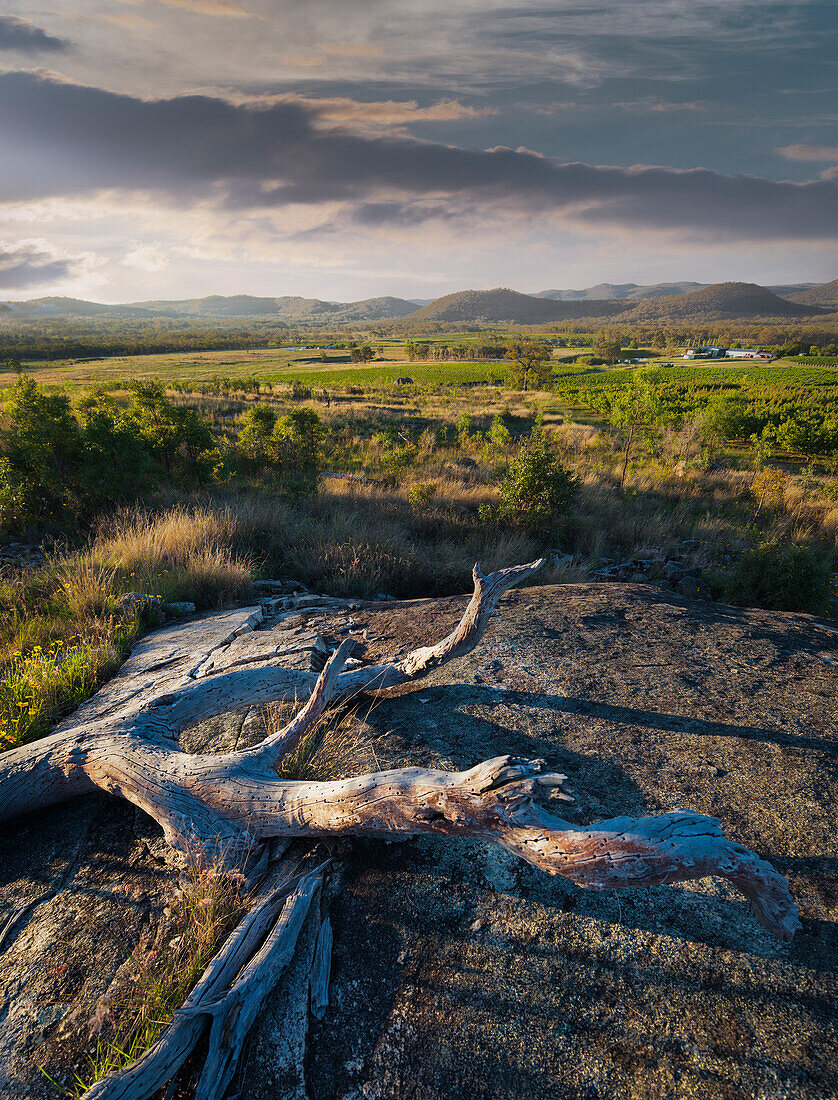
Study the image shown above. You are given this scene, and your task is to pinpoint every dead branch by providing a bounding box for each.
[0,559,802,1097]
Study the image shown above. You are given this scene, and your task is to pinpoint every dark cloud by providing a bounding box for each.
[2,71,838,241]
[0,16,67,53]
[0,245,74,289]
[349,200,461,226]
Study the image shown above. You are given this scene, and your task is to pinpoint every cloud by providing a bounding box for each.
[2,71,837,243]
[613,99,708,113]
[778,143,838,163]
[0,16,68,53]
[151,0,255,16]
[123,243,170,271]
[97,13,157,32]
[271,94,495,131]
[0,242,77,289]
[287,41,384,66]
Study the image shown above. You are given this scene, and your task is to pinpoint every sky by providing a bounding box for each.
[1,0,837,302]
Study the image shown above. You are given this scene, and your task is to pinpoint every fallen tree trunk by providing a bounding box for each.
[0,559,802,1097]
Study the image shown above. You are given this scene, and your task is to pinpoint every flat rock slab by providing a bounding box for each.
[0,584,835,1099]
[306,585,837,1100]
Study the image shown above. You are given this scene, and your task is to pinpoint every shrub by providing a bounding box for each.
[408,482,437,507]
[488,414,511,450]
[382,443,419,473]
[237,404,277,462]
[751,467,788,511]
[497,432,576,538]
[128,380,217,481]
[3,375,83,527]
[725,541,834,614]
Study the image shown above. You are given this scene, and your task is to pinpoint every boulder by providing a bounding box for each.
[1,586,836,1098]
[163,601,196,617]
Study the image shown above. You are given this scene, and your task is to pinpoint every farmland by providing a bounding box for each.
[1,336,836,751]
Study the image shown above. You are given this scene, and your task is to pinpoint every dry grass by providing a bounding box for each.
[264,700,388,781]
[55,854,249,1098]
[0,506,253,749]
[89,505,253,607]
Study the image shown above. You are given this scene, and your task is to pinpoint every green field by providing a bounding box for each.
[1,342,594,392]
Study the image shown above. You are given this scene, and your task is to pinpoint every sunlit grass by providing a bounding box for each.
[0,637,129,748]
[46,856,249,1097]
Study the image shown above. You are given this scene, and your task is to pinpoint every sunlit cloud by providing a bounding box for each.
[778,143,838,162]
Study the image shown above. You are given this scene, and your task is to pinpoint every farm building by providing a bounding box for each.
[685,346,771,360]
[725,348,772,359]
[684,346,725,359]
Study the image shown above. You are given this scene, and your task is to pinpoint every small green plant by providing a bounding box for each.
[488,414,511,449]
[0,636,129,749]
[407,482,438,507]
[724,541,834,614]
[497,431,576,538]
[382,442,418,472]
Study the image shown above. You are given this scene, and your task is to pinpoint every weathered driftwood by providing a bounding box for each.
[309,915,333,1022]
[0,559,802,1097]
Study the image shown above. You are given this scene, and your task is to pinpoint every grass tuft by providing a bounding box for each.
[267,701,386,782]
[55,854,249,1098]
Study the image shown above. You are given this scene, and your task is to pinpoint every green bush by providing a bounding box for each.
[237,404,277,462]
[1,377,220,532]
[497,431,576,538]
[725,541,834,614]
[408,482,437,507]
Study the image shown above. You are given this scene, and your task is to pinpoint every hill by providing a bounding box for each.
[407,288,631,323]
[624,281,827,321]
[0,296,162,319]
[133,294,418,321]
[535,281,818,302]
[0,294,419,322]
[782,278,838,309]
[535,281,706,301]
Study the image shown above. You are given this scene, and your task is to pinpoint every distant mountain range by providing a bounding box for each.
[405,283,830,323]
[781,278,838,309]
[0,294,419,323]
[532,281,818,302]
[1,279,835,325]
[624,282,826,321]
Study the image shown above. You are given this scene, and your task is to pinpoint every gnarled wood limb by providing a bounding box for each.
[397,559,545,676]
[309,916,333,1021]
[0,560,804,1096]
[0,561,799,940]
[193,868,321,1100]
[256,637,356,766]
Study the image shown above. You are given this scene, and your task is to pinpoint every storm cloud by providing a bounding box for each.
[1,71,837,242]
[0,244,75,289]
[0,16,67,53]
